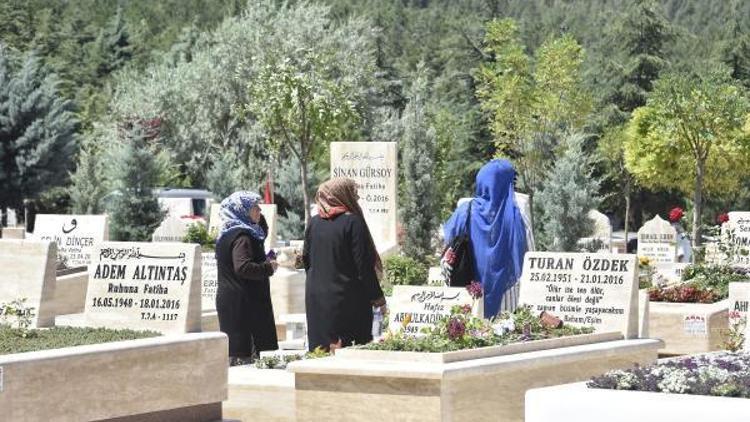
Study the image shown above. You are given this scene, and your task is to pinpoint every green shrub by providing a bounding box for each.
[384,255,428,288]
[183,222,217,250]
[0,326,160,355]
[682,264,749,299]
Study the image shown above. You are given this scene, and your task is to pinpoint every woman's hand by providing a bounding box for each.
[371,296,386,307]
[269,260,279,273]
[329,338,343,353]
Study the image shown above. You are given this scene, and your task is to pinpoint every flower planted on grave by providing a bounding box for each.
[648,264,750,304]
[723,311,746,352]
[638,256,657,289]
[588,352,750,398]
[361,305,594,353]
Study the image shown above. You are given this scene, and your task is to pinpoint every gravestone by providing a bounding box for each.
[637,215,678,264]
[652,263,689,285]
[729,283,750,328]
[151,215,191,243]
[330,142,397,253]
[518,252,639,338]
[83,242,201,334]
[724,212,750,267]
[0,240,57,327]
[208,203,221,236]
[580,210,612,252]
[428,267,444,286]
[201,252,218,313]
[6,208,17,227]
[32,214,108,268]
[388,285,480,335]
[259,203,278,251]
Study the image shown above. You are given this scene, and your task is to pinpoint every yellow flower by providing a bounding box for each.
[401,313,412,330]
[638,256,652,267]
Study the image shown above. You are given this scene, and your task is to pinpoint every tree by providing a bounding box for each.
[69,128,108,214]
[205,149,246,199]
[401,63,437,261]
[475,18,591,236]
[88,7,133,80]
[536,133,600,252]
[0,47,78,225]
[107,123,165,241]
[597,125,635,244]
[240,0,377,227]
[612,0,672,117]
[721,9,750,88]
[624,68,750,247]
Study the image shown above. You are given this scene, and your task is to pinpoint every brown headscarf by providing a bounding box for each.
[315,178,383,275]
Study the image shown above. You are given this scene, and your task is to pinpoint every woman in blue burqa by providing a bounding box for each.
[444,159,529,318]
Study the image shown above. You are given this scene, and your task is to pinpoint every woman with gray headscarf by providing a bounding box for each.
[215,191,279,365]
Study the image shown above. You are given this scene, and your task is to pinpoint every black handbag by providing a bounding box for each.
[440,201,475,287]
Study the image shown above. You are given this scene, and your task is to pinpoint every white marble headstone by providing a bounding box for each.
[330,142,397,253]
[581,210,612,252]
[388,285,480,335]
[637,215,678,264]
[6,208,17,227]
[259,203,278,251]
[32,214,109,267]
[518,252,639,338]
[201,252,218,312]
[724,212,750,267]
[0,240,57,327]
[152,215,192,243]
[84,242,201,334]
[652,263,689,285]
[729,283,750,327]
[208,203,221,236]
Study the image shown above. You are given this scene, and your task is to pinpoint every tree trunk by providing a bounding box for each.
[300,158,311,229]
[528,191,535,241]
[624,192,631,248]
[692,160,705,248]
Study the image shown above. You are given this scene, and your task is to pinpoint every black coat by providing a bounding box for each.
[303,213,384,351]
[216,227,278,357]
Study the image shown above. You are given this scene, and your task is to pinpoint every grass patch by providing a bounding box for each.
[0,326,160,355]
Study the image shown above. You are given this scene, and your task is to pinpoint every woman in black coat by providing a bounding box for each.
[304,178,386,352]
[215,191,278,365]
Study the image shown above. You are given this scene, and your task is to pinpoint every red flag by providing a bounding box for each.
[263,178,272,204]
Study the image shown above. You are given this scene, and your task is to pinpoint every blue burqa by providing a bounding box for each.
[444,159,527,318]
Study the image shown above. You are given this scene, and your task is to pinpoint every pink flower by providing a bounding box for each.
[447,317,466,340]
[668,207,684,223]
[467,281,483,300]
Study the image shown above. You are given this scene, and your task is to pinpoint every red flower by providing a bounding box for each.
[668,207,684,223]
[717,213,730,224]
